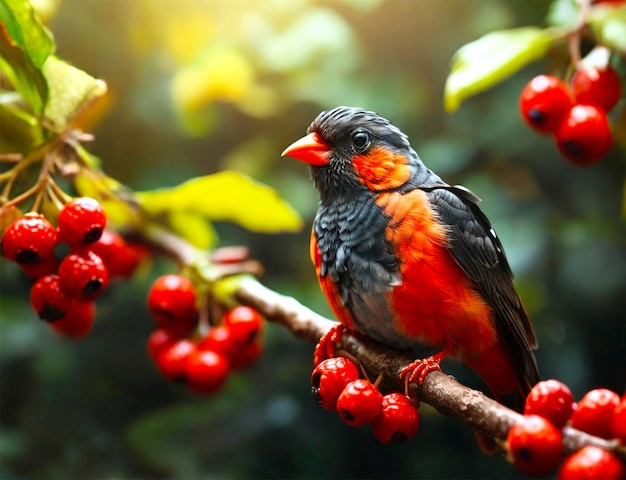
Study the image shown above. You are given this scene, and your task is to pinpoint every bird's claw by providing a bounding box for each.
[313,324,345,365]
[400,352,448,397]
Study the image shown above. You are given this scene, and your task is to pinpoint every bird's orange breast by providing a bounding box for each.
[376,190,498,356]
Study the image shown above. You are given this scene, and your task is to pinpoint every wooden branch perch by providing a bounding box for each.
[145,229,624,462]
[233,275,624,460]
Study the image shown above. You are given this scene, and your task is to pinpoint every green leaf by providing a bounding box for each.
[42,56,107,132]
[0,22,48,114]
[444,27,558,112]
[588,4,626,54]
[0,0,54,68]
[136,171,303,237]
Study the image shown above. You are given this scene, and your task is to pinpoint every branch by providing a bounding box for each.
[233,276,624,459]
[140,226,623,460]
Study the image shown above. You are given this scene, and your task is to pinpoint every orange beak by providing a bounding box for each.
[281,132,331,167]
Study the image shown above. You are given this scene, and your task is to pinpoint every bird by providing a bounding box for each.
[282,106,539,410]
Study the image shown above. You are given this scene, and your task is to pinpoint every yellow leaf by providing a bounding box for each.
[136,171,303,234]
[171,45,253,113]
[167,210,217,250]
[42,56,107,132]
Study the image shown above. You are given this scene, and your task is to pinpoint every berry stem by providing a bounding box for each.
[567,0,592,68]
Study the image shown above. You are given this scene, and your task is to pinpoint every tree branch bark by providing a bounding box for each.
[143,228,624,462]
[233,275,624,460]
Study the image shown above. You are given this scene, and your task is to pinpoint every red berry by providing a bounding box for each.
[223,305,263,345]
[88,230,144,279]
[147,328,176,359]
[57,197,106,245]
[520,75,574,134]
[50,300,96,338]
[310,357,361,411]
[186,349,231,394]
[198,325,239,360]
[555,104,613,166]
[230,340,263,370]
[571,66,622,112]
[507,414,563,476]
[524,379,574,428]
[336,379,383,427]
[2,213,57,265]
[570,388,620,438]
[58,250,109,301]
[371,393,420,443]
[147,274,198,337]
[153,338,196,382]
[558,446,625,480]
[30,274,73,322]
[609,395,626,443]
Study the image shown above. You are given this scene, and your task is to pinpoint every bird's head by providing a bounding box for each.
[282,106,432,200]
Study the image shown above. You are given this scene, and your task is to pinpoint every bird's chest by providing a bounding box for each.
[312,196,398,289]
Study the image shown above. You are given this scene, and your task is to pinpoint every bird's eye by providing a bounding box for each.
[352,131,370,151]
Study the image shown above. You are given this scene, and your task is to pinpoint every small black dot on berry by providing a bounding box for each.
[16,249,41,265]
[340,409,354,422]
[311,372,322,389]
[528,108,545,125]
[390,432,409,444]
[82,279,103,296]
[83,227,103,243]
[518,446,532,463]
[562,140,584,158]
[38,305,65,322]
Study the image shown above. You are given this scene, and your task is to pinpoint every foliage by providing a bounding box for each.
[0,0,624,479]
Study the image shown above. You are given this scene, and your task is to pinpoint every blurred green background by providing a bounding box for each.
[1,0,624,478]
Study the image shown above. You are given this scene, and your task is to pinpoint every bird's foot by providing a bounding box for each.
[313,324,346,365]
[400,349,449,395]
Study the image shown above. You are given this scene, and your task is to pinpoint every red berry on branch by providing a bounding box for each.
[230,340,263,370]
[609,395,626,443]
[524,379,574,428]
[507,415,563,476]
[50,300,96,338]
[310,357,360,411]
[223,305,264,345]
[570,388,620,438]
[88,230,145,279]
[558,446,625,480]
[57,197,106,245]
[555,104,613,166]
[153,338,196,382]
[571,66,622,112]
[520,75,574,134]
[198,325,239,360]
[336,379,383,427]
[186,349,231,394]
[58,251,109,301]
[2,213,57,265]
[147,274,198,338]
[371,393,420,443]
[147,328,176,359]
[30,274,73,322]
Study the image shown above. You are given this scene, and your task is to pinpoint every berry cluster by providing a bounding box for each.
[520,64,622,166]
[311,357,420,443]
[506,380,625,478]
[1,198,144,337]
[146,276,264,394]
